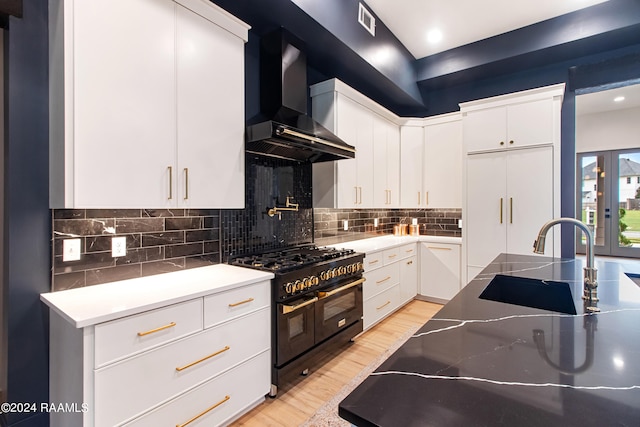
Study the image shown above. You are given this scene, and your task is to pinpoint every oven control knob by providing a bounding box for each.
[346,264,354,273]
[338,266,346,275]
[304,277,313,289]
[332,267,340,277]
[284,282,294,294]
[294,280,303,291]
[357,262,364,272]
[310,276,319,286]
[320,270,329,281]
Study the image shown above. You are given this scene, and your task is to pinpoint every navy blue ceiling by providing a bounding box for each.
[211,0,640,116]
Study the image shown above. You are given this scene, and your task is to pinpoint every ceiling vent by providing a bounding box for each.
[358,3,375,36]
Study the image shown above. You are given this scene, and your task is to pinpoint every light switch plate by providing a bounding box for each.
[62,239,81,262]
[112,236,127,257]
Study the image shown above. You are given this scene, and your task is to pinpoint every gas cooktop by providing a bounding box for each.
[230,245,356,273]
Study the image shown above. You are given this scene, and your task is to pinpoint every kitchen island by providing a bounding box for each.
[339,253,640,426]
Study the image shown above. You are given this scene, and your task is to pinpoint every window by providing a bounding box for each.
[627,177,631,184]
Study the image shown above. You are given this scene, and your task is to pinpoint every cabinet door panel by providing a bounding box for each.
[466,152,507,268]
[399,255,418,304]
[356,107,374,207]
[372,115,388,207]
[176,5,244,208]
[424,120,462,208]
[400,126,424,208]
[463,107,506,153]
[506,146,554,256]
[420,243,460,301]
[386,122,401,207]
[73,0,176,207]
[335,95,359,207]
[507,99,554,149]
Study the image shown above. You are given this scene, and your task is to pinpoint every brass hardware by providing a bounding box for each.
[387,254,397,259]
[228,297,254,307]
[428,246,452,251]
[368,259,379,265]
[267,196,299,218]
[137,322,176,337]
[354,187,358,205]
[418,192,420,205]
[278,128,356,153]
[168,166,173,200]
[317,278,365,298]
[376,300,391,310]
[406,249,414,253]
[509,140,514,145]
[500,198,503,224]
[500,141,505,146]
[176,346,231,372]
[184,168,189,200]
[426,191,429,206]
[376,276,391,284]
[176,395,230,427]
[358,187,363,204]
[281,297,318,314]
[510,197,513,224]
[407,260,413,265]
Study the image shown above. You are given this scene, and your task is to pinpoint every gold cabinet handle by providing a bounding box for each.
[168,166,173,200]
[354,186,358,205]
[417,192,420,205]
[368,259,379,265]
[176,395,230,427]
[500,198,503,224]
[510,197,513,224]
[359,187,363,205]
[406,260,413,265]
[387,254,397,259]
[426,191,429,206]
[405,249,414,253]
[184,168,189,200]
[137,322,176,337]
[428,246,452,251]
[228,297,254,307]
[176,346,230,372]
[317,278,365,298]
[376,300,391,310]
[376,276,391,284]
[281,297,318,314]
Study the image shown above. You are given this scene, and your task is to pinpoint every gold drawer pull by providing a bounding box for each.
[228,297,254,307]
[376,276,391,284]
[368,259,379,265]
[317,278,365,299]
[137,322,176,337]
[176,346,230,372]
[387,254,397,259]
[281,297,318,314]
[406,260,413,265]
[405,249,414,253]
[176,395,230,427]
[376,300,391,310]
[428,246,452,251]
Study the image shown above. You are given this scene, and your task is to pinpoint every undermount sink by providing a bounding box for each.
[479,274,577,315]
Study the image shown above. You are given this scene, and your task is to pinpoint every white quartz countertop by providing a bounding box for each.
[41,264,274,328]
[325,235,462,253]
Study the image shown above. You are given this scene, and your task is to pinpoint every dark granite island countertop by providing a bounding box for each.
[340,254,640,426]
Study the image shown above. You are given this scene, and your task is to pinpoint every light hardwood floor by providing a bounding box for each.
[231,299,443,427]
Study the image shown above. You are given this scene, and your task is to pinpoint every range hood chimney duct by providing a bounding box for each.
[246,29,355,163]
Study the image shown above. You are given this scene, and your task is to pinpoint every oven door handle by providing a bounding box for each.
[281,296,318,314]
[317,278,366,299]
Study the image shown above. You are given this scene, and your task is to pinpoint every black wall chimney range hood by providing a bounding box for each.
[246,29,355,163]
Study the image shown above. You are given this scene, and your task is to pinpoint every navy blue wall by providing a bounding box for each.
[4,0,50,425]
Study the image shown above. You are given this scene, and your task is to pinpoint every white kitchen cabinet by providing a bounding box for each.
[461,84,564,283]
[363,243,416,330]
[42,265,272,427]
[399,113,462,208]
[311,79,399,209]
[419,242,461,302]
[463,92,557,154]
[373,115,400,207]
[49,0,249,208]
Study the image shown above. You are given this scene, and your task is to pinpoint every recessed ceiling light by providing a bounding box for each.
[427,29,443,44]
[614,96,625,102]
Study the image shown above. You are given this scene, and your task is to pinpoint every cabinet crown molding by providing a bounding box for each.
[175,0,251,41]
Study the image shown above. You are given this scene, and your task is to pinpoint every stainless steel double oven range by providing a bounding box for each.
[231,245,364,396]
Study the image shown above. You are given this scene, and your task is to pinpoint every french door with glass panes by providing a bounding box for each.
[577,149,640,258]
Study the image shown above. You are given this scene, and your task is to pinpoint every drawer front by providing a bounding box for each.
[94,298,203,368]
[363,263,400,300]
[397,243,417,260]
[382,246,400,265]
[204,280,270,328]
[364,251,384,271]
[94,308,270,427]
[363,285,400,330]
[124,351,270,427]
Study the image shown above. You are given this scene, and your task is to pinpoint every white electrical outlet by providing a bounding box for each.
[112,236,127,257]
[374,218,379,227]
[62,239,81,262]
[458,219,463,229]
[343,220,349,231]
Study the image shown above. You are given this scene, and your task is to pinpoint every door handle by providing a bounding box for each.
[184,168,189,200]
[167,166,173,200]
[317,278,365,299]
[510,197,513,224]
[500,198,503,224]
[281,297,318,314]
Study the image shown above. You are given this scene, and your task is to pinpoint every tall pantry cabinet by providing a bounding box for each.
[461,84,565,283]
[49,0,249,208]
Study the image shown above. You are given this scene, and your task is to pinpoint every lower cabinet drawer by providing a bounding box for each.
[94,308,270,427]
[94,298,203,368]
[363,263,399,300]
[124,351,270,427]
[204,280,270,328]
[363,285,400,330]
